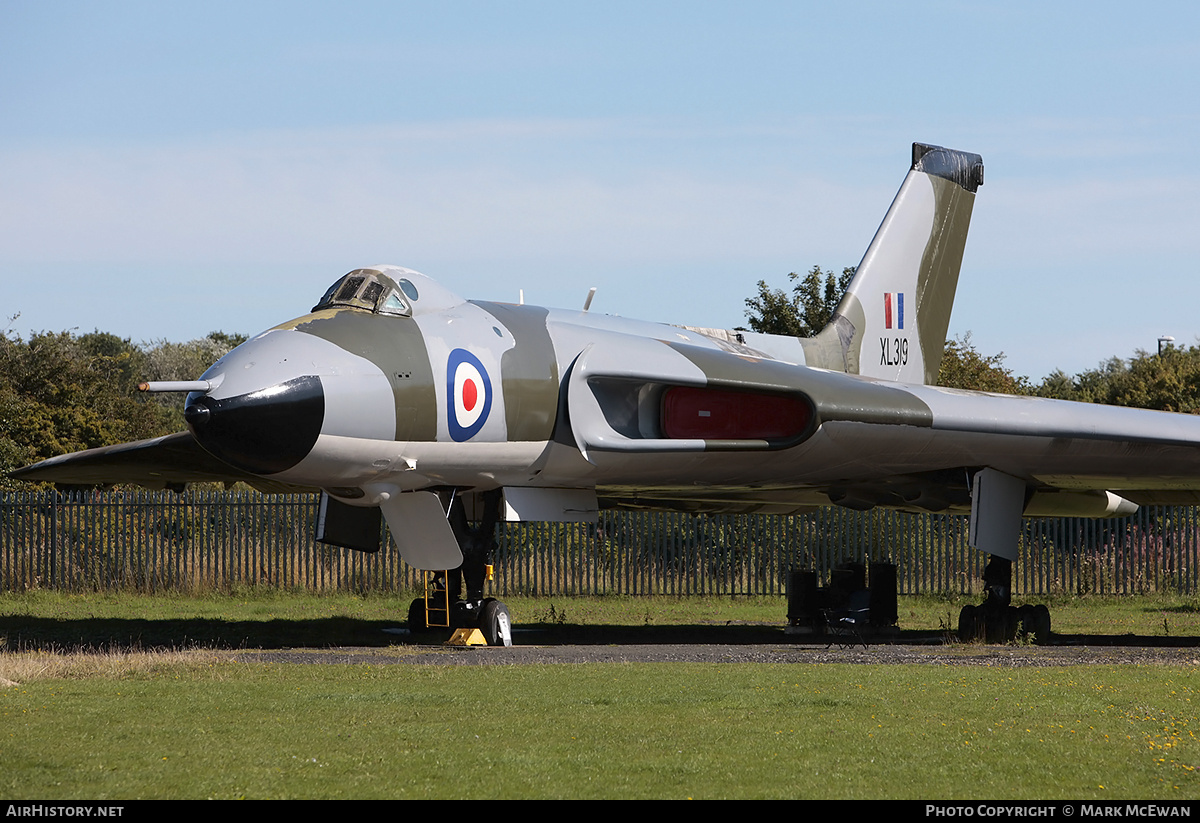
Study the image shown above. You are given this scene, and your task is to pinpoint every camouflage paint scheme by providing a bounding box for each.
[18,143,1200,567]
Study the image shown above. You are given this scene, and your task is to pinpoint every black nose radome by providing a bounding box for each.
[185,375,324,475]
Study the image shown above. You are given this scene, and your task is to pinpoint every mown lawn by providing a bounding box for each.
[1,590,1198,799]
[3,658,1198,799]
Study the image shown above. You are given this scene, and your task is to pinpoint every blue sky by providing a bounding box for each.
[2,1,1197,381]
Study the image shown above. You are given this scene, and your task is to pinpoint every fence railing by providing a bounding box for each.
[2,491,1197,596]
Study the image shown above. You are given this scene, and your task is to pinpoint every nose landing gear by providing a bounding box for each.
[407,489,513,647]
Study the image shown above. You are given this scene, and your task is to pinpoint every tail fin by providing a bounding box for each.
[802,142,983,384]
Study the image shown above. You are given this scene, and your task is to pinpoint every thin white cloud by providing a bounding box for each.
[2,113,1197,384]
[0,120,886,267]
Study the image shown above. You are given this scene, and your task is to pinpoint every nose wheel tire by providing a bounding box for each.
[479,598,512,647]
[407,598,429,632]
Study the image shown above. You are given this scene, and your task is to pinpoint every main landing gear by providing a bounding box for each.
[407,489,513,647]
[957,556,1051,644]
[956,468,1053,644]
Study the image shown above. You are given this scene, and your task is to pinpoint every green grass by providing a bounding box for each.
[2,660,1197,799]
[3,590,1200,798]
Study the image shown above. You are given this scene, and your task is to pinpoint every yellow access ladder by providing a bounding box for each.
[422,571,451,628]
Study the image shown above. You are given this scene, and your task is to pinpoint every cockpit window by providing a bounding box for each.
[361,280,384,305]
[378,292,410,316]
[315,280,341,308]
[335,276,366,302]
[398,278,419,301]
[313,268,413,317]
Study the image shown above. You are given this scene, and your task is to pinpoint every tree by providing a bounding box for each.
[740,269,1029,394]
[0,330,175,485]
[938,333,1031,394]
[1036,345,1200,413]
[0,328,248,487]
[741,265,855,337]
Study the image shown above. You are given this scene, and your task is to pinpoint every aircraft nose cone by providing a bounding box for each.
[185,375,325,475]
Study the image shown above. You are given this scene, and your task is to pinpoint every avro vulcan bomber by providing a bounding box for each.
[19,143,1195,643]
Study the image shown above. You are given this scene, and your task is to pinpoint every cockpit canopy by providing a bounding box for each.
[313,266,466,318]
[313,268,420,317]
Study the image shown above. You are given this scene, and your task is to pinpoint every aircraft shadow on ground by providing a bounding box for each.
[0,615,404,652]
[2,615,1198,651]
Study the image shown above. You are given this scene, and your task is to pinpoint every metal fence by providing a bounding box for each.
[2,490,1198,596]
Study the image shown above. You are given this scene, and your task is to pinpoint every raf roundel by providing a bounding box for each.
[447,348,492,441]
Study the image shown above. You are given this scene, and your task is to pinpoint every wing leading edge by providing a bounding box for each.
[9,432,312,493]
